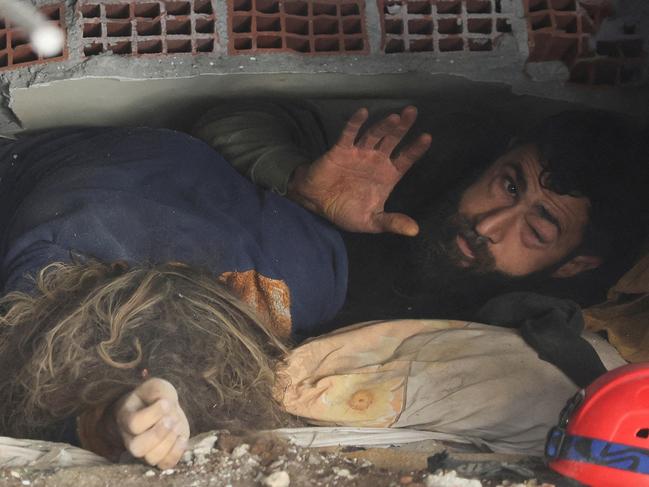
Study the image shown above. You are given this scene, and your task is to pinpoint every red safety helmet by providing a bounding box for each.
[545,362,649,487]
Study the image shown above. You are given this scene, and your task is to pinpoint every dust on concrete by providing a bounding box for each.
[0,431,564,487]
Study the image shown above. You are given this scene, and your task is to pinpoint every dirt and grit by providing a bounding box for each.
[0,432,569,487]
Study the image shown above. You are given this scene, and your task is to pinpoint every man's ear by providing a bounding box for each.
[552,255,602,278]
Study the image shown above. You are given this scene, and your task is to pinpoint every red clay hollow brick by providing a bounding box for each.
[228,0,368,55]
[570,56,647,85]
[77,0,219,57]
[378,0,515,54]
[524,0,646,86]
[524,0,593,65]
[0,3,67,71]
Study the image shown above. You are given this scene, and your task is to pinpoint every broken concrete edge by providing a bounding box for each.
[3,0,642,133]
[1,54,645,136]
[0,81,20,133]
[0,45,519,135]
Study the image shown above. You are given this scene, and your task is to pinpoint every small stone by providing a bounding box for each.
[216,433,240,453]
[144,470,156,477]
[425,471,482,487]
[307,453,322,465]
[21,481,30,486]
[160,469,175,475]
[182,450,193,463]
[333,467,354,479]
[250,56,256,61]
[194,454,210,466]
[190,433,218,457]
[262,470,290,487]
[401,475,414,485]
[10,471,20,479]
[269,459,284,469]
[232,444,250,458]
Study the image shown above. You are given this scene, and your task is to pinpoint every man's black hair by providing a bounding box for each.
[514,110,648,280]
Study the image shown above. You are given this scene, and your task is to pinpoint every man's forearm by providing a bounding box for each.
[192,100,327,195]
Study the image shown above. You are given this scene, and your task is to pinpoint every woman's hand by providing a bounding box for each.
[112,378,190,469]
[287,105,432,236]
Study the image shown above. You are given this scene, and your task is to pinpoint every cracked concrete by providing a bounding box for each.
[0,0,646,134]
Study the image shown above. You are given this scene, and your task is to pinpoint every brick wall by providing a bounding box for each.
[0,0,646,87]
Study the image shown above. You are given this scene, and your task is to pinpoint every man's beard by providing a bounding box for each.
[394,191,557,320]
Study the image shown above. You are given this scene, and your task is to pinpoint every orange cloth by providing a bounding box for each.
[584,249,649,363]
[219,270,292,339]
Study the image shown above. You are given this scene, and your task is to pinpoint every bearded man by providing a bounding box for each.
[193,101,648,335]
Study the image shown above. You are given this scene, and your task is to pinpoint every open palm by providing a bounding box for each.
[288,106,431,236]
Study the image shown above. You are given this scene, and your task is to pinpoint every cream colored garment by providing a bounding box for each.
[279,320,626,455]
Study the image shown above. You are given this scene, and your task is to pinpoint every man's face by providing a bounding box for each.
[455,144,591,277]
[398,144,594,316]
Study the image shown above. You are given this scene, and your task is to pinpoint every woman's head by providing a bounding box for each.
[0,260,290,439]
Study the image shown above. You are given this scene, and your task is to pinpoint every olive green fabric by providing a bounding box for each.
[192,100,328,195]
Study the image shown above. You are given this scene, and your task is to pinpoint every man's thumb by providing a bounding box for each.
[380,213,419,237]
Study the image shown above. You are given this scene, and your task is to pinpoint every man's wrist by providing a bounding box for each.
[287,165,320,214]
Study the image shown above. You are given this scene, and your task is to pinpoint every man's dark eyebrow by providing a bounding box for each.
[537,204,562,234]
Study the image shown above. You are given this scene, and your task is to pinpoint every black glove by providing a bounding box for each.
[475,292,607,388]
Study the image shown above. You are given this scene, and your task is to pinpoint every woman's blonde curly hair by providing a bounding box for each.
[0,260,291,441]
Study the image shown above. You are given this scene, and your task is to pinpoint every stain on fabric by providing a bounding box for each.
[349,389,374,411]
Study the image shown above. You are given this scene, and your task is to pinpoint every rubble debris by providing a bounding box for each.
[262,470,290,487]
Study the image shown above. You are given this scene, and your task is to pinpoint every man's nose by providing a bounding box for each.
[473,206,520,244]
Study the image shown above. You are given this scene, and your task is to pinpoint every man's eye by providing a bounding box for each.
[530,226,547,244]
[504,177,518,196]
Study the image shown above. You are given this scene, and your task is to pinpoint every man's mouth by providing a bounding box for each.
[455,234,475,261]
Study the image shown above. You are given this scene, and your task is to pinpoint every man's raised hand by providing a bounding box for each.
[112,378,190,469]
[287,105,432,236]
